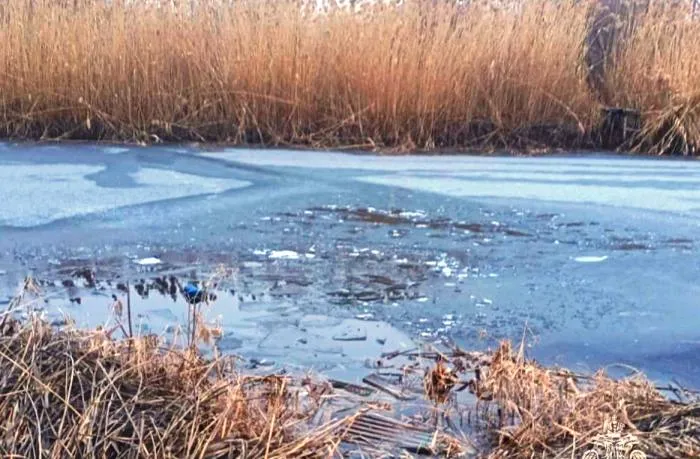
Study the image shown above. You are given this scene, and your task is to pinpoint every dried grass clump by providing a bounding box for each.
[424,359,459,405]
[480,341,700,458]
[0,317,347,458]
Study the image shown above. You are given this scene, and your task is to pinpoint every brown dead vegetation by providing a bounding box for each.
[0,316,351,458]
[1,274,698,457]
[1,0,699,154]
[481,341,700,458]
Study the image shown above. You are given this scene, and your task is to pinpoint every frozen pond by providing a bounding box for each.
[1,142,699,386]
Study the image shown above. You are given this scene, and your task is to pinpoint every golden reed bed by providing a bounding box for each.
[0,0,699,153]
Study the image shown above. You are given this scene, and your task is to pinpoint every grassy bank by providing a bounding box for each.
[0,276,698,457]
[0,0,699,154]
[0,317,698,457]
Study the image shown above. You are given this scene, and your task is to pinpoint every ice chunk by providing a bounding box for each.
[269,250,299,260]
[574,255,608,263]
[135,257,161,266]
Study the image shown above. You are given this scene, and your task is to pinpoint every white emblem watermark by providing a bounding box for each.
[582,416,646,459]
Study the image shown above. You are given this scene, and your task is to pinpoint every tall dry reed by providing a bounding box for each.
[607,0,700,154]
[0,0,698,152]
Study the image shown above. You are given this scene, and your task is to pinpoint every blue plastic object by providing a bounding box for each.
[183,283,205,304]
